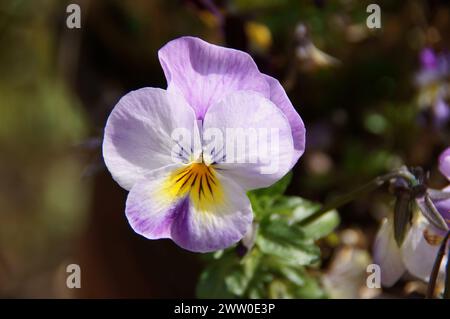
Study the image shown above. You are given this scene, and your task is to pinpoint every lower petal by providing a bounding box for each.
[373,218,406,287]
[171,172,253,253]
[126,164,253,253]
[125,165,185,239]
[401,216,441,282]
[439,147,450,180]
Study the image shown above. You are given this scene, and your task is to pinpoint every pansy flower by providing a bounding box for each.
[103,37,305,252]
[373,147,450,287]
[415,48,450,127]
[434,147,450,229]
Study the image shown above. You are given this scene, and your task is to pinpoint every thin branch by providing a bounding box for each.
[426,230,450,299]
[299,172,400,226]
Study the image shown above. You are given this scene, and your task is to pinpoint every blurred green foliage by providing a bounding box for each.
[197,174,339,298]
[0,0,90,295]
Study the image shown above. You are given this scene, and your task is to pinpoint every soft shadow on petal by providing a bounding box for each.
[158,36,270,119]
[202,91,295,190]
[439,147,450,180]
[125,165,185,240]
[263,74,305,167]
[373,218,406,287]
[103,88,199,190]
[171,173,253,253]
[401,216,441,282]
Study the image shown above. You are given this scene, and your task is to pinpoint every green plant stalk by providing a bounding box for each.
[300,171,408,226]
[426,230,450,299]
[445,245,450,299]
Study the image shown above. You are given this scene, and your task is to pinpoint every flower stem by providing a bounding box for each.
[426,230,450,299]
[300,171,405,226]
[445,245,450,299]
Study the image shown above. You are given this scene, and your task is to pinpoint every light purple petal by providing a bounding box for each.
[373,218,406,287]
[433,98,450,127]
[126,164,253,253]
[202,91,295,190]
[439,147,450,181]
[171,173,253,253]
[420,48,437,70]
[263,74,305,168]
[432,185,450,229]
[125,165,184,240]
[158,36,270,119]
[401,217,441,282]
[103,88,199,190]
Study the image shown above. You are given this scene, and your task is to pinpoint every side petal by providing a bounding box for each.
[202,91,295,190]
[158,36,270,119]
[103,88,199,190]
[171,173,253,253]
[439,147,450,180]
[433,185,450,229]
[125,165,185,240]
[373,218,406,287]
[401,216,441,282]
[263,74,306,167]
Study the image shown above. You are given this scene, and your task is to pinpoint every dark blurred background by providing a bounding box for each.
[0,0,449,298]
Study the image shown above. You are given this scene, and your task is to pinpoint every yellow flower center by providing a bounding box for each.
[162,162,223,211]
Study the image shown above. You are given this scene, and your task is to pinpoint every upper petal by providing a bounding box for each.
[202,91,295,190]
[170,172,253,253]
[158,36,270,119]
[372,218,406,287]
[103,88,199,190]
[439,147,450,180]
[263,74,306,168]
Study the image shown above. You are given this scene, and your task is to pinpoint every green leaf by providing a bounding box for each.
[225,249,262,296]
[279,266,305,286]
[249,195,304,220]
[301,209,340,240]
[256,236,319,267]
[247,283,266,299]
[270,196,310,217]
[196,252,236,299]
[256,209,322,267]
[290,198,322,222]
[256,230,320,267]
[295,273,327,299]
[249,172,292,197]
[225,269,248,296]
[268,280,294,299]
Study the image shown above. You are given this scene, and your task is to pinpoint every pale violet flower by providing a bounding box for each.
[435,147,450,228]
[102,37,305,252]
[416,48,450,126]
[373,214,443,287]
[373,147,450,287]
